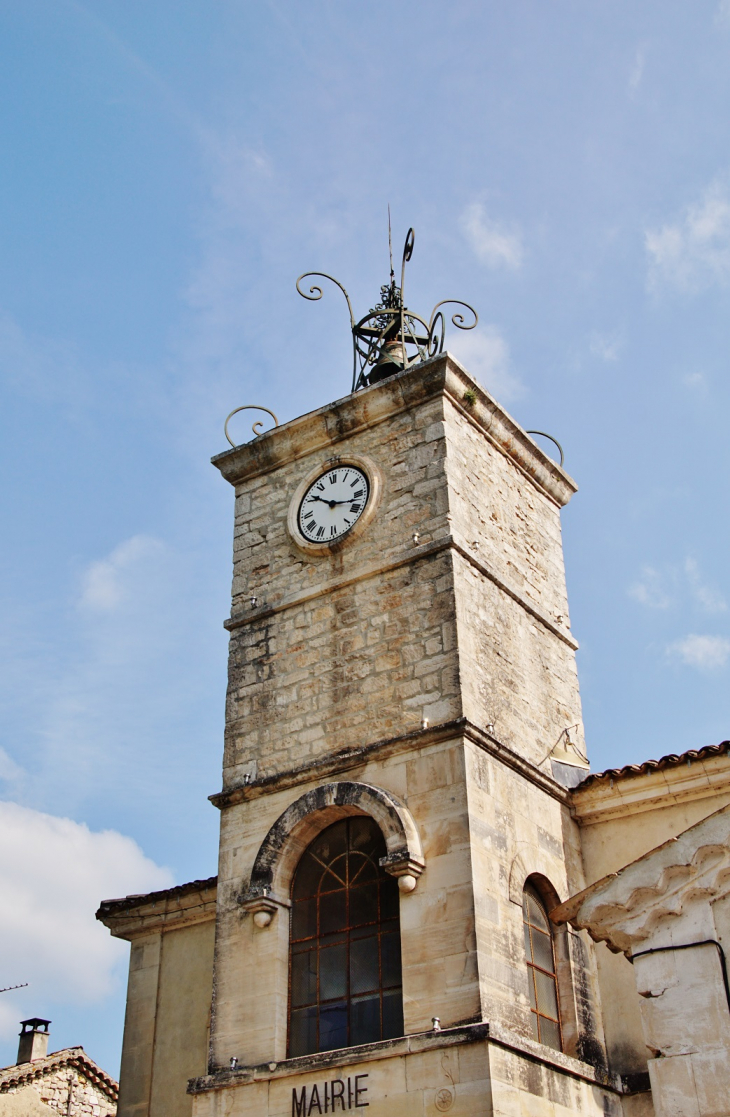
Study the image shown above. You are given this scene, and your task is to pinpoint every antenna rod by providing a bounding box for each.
[388,205,394,284]
[0,983,28,993]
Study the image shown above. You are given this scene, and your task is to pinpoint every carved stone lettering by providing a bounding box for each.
[291,1073,368,1115]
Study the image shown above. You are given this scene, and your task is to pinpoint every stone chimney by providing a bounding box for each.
[17,1019,50,1064]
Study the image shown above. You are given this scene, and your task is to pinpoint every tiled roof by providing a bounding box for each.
[575,740,730,789]
[97,875,217,919]
[0,1047,118,1101]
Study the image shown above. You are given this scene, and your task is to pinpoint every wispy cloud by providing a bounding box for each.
[460,203,523,270]
[667,634,730,671]
[646,178,730,293]
[628,49,645,96]
[629,558,725,614]
[683,371,709,395]
[629,565,672,609]
[80,536,164,613]
[589,330,623,362]
[448,325,525,403]
[684,558,726,614]
[0,802,171,1039]
[716,0,730,29]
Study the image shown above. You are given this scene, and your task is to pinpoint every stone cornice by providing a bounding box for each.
[224,532,578,650]
[571,750,730,827]
[96,877,217,940]
[211,354,577,508]
[211,717,573,809]
[552,802,730,955]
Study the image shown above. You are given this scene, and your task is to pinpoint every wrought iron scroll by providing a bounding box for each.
[224,405,279,448]
[296,225,478,393]
[526,430,564,467]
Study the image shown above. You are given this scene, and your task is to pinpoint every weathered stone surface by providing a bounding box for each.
[0,1051,117,1117]
[555,803,730,1117]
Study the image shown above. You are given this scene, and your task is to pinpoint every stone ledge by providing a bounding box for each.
[187,1020,623,1095]
[210,718,573,809]
[212,354,576,508]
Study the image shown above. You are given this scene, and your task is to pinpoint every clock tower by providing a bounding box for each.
[99,233,730,1117]
[184,298,621,1112]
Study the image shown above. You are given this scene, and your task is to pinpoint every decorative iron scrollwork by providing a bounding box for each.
[224,405,279,448]
[526,430,565,467]
[297,225,478,392]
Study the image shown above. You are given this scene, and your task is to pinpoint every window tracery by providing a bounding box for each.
[288,816,404,1057]
[523,882,562,1051]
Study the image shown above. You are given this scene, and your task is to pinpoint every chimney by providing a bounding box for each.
[17,1019,51,1064]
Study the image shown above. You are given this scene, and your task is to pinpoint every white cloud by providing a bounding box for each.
[629,559,726,615]
[628,49,645,95]
[685,558,727,614]
[589,330,623,362]
[0,803,171,1039]
[460,203,523,270]
[629,566,673,609]
[80,536,164,613]
[667,634,730,671]
[683,371,708,394]
[716,0,730,29]
[646,178,730,293]
[448,325,525,403]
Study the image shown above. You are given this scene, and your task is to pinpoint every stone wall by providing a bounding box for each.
[217,355,582,792]
[0,1065,115,1117]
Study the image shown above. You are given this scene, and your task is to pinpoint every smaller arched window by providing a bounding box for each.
[523,883,562,1051]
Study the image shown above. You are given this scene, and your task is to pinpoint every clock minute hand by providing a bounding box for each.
[308,496,359,506]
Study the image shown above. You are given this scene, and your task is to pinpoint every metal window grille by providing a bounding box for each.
[522,884,562,1051]
[288,817,404,1057]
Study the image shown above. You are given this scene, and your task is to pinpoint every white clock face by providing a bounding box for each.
[298,466,370,544]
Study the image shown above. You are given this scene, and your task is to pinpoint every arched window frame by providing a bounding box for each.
[509,862,581,1057]
[522,880,563,1051]
[234,782,424,1064]
[287,816,404,1057]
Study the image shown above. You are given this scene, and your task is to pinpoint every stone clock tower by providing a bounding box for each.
[98,240,730,1115]
[171,345,625,1117]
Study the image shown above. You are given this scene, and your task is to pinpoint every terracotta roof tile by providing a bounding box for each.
[575,740,730,789]
[96,875,217,919]
[0,1047,118,1101]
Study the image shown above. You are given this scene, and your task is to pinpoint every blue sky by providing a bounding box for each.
[1,0,729,1077]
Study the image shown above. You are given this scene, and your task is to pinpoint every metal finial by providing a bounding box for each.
[388,204,394,286]
[296,225,478,393]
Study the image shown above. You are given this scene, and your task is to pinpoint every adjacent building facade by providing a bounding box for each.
[0,1019,118,1116]
[98,351,730,1117]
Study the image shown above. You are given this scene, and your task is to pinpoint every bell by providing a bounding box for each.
[368,338,407,385]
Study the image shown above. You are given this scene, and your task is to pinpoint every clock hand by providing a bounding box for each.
[307,496,360,507]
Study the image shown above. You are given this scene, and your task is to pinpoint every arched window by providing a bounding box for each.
[523,882,562,1051]
[288,816,403,1057]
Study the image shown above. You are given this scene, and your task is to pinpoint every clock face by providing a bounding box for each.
[298,465,370,544]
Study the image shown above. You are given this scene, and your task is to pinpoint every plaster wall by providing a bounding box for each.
[573,762,730,1078]
[0,1088,54,1115]
[117,922,215,1117]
